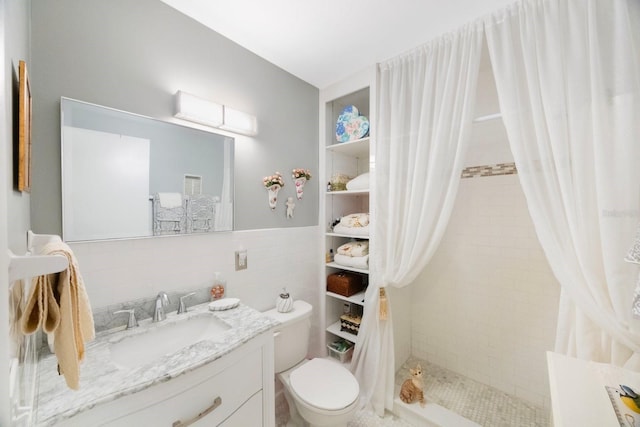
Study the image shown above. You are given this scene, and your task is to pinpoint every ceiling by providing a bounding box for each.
[161,0,513,89]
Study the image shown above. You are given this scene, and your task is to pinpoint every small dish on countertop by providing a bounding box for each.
[208,297,240,311]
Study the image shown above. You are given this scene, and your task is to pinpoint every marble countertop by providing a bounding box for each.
[34,302,278,426]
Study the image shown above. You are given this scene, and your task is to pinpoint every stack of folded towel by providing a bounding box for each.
[21,241,95,390]
[332,213,370,237]
[334,241,369,270]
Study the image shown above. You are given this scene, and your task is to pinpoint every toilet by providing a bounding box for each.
[264,300,360,427]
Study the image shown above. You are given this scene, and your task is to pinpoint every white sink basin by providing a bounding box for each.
[109,314,231,369]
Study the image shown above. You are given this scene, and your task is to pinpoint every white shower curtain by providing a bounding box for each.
[485,0,640,366]
[214,137,233,231]
[351,21,483,415]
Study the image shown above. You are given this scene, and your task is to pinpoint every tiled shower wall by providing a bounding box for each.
[409,173,560,408]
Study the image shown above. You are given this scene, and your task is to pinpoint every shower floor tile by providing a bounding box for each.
[395,357,550,426]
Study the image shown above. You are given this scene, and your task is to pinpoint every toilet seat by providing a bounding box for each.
[289,358,359,411]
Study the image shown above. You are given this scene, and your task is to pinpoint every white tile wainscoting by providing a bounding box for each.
[70,226,324,355]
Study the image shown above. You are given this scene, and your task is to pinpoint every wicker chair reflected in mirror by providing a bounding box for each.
[152,193,186,235]
[187,194,215,233]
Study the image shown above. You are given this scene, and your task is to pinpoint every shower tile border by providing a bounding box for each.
[461,162,517,179]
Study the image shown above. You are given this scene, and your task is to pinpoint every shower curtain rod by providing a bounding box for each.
[473,112,502,123]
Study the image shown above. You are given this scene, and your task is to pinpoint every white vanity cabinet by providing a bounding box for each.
[53,331,274,427]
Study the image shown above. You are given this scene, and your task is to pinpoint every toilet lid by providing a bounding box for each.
[289,358,359,411]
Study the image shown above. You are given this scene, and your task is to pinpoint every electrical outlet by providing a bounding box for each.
[235,250,247,270]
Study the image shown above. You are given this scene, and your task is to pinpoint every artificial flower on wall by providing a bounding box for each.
[292,168,312,199]
[263,171,284,210]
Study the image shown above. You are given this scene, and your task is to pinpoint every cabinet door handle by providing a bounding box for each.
[172,396,222,427]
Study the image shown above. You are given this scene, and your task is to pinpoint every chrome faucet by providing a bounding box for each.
[177,292,196,314]
[153,292,170,322]
[114,309,138,329]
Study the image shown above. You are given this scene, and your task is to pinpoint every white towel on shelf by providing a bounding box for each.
[339,213,369,228]
[334,253,369,270]
[333,223,369,237]
[346,173,370,191]
[337,241,369,257]
[157,192,182,208]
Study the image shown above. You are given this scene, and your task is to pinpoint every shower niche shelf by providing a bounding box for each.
[320,69,375,354]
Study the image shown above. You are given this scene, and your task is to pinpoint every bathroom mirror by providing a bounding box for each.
[61,97,234,242]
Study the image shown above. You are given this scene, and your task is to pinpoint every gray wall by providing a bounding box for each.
[6,0,31,253]
[2,1,32,423]
[30,0,319,234]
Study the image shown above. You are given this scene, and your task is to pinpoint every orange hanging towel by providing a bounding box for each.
[21,241,95,390]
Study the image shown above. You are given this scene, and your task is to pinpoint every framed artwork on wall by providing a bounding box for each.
[18,60,32,192]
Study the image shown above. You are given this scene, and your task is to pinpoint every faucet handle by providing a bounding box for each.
[177,292,196,314]
[114,309,138,329]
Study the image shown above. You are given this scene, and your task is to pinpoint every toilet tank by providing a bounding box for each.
[263,300,312,373]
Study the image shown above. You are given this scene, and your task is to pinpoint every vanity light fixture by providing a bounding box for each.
[220,105,258,136]
[174,91,258,136]
[174,91,223,128]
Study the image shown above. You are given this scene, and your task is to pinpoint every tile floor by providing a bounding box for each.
[277,357,550,426]
[348,409,414,426]
[276,388,411,427]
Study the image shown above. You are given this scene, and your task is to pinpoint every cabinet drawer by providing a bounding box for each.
[108,349,262,426]
[218,390,263,427]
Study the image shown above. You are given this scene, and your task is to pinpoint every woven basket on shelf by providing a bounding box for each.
[340,313,362,335]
